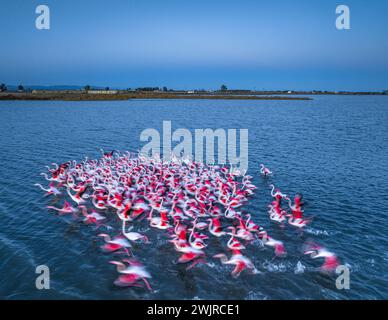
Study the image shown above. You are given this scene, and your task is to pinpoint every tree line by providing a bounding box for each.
[0,84,24,92]
[0,83,230,93]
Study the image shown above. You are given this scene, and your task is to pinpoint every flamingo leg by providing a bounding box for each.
[142,278,153,292]
[186,258,206,270]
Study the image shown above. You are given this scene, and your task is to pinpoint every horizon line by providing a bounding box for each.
[1,83,387,93]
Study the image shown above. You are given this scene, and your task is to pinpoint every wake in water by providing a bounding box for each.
[35,153,340,292]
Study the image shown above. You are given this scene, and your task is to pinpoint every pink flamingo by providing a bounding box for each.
[122,220,149,243]
[79,205,106,225]
[304,243,339,272]
[149,209,172,230]
[109,259,152,291]
[176,245,206,270]
[226,228,246,250]
[189,222,207,250]
[46,201,78,216]
[98,233,132,256]
[207,218,227,237]
[214,250,258,277]
[244,214,260,232]
[66,187,86,205]
[34,182,61,196]
[259,232,287,257]
[260,164,272,176]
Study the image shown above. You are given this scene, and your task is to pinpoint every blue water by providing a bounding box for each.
[0,96,387,300]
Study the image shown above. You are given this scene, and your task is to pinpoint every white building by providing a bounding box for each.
[87,90,118,94]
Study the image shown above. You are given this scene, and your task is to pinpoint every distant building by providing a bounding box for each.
[136,87,160,92]
[87,90,118,94]
[32,90,80,94]
[187,90,195,94]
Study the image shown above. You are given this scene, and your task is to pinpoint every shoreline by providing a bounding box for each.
[0,92,312,101]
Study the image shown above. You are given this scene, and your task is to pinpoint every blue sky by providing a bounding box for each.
[0,0,387,90]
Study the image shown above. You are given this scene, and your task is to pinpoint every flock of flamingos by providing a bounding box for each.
[35,150,339,292]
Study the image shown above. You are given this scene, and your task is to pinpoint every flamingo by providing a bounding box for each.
[234,219,255,241]
[207,218,226,237]
[98,233,132,255]
[37,149,336,288]
[122,221,149,243]
[91,192,108,210]
[100,149,117,158]
[283,196,311,227]
[214,250,258,277]
[189,222,207,250]
[259,232,287,257]
[268,205,287,223]
[79,205,106,225]
[270,184,287,199]
[34,182,61,196]
[66,187,86,205]
[40,172,59,182]
[304,243,339,272]
[286,214,310,228]
[260,164,272,176]
[192,220,208,230]
[46,201,78,216]
[149,210,172,230]
[109,259,152,291]
[284,196,300,212]
[226,228,246,250]
[244,214,261,232]
[176,244,206,269]
[130,200,149,220]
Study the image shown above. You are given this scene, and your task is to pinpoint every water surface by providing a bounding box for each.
[0,96,387,299]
